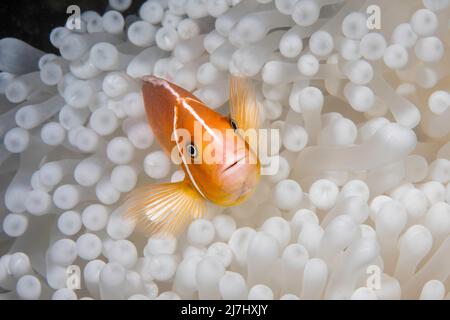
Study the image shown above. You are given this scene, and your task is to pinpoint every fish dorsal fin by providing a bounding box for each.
[229,76,260,132]
[125,179,206,237]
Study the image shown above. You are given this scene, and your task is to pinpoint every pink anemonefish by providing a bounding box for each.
[125,75,261,236]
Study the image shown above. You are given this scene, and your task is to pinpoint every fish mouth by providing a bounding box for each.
[233,167,260,203]
[238,181,252,197]
[223,155,247,172]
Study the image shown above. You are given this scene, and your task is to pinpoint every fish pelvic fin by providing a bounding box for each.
[125,179,206,237]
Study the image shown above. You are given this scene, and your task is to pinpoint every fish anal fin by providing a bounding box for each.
[125,179,206,237]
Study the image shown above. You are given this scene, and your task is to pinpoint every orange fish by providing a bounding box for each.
[126,75,261,236]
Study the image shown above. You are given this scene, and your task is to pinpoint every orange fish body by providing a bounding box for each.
[126,75,261,236]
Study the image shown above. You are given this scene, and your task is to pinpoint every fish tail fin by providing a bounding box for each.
[124,179,206,237]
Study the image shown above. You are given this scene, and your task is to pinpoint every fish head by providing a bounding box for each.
[174,97,260,206]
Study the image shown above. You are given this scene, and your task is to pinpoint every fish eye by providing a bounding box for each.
[230,118,238,132]
[186,143,198,159]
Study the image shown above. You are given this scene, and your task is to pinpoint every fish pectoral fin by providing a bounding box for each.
[229,76,261,153]
[229,75,260,132]
[125,179,206,237]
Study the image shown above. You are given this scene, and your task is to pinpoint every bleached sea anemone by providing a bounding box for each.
[1,0,450,300]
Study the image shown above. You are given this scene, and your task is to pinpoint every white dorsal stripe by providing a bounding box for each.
[182,99,219,140]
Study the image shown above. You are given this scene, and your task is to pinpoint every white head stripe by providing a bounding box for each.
[147,76,208,199]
